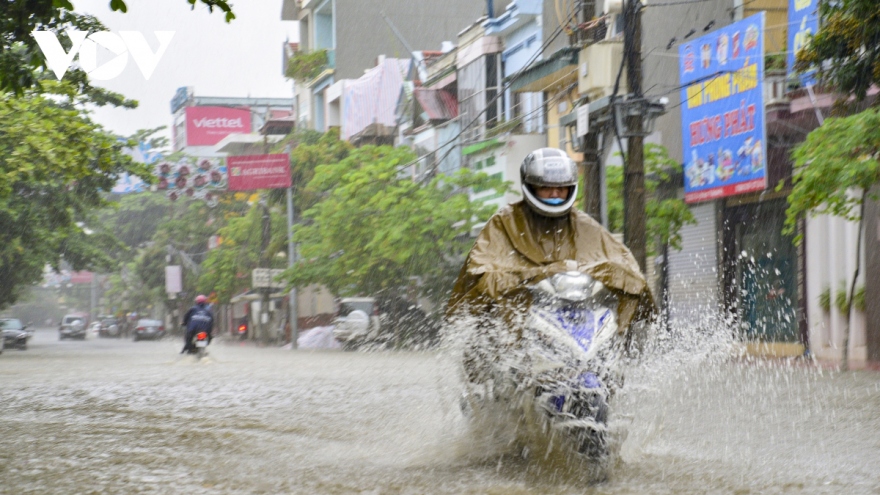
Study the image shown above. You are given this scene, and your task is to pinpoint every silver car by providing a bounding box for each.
[133,319,165,341]
[59,314,88,340]
[332,298,383,350]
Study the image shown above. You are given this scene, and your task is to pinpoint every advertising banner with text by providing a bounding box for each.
[185,106,251,146]
[787,0,818,87]
[227,154,291,191]
[680,12,766,204]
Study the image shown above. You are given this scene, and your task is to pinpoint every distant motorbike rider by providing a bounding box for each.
[446,148,655,379]
[181,294,214,354]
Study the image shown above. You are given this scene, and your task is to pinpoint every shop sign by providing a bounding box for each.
[679,12,767,203]
[227,154,291,191]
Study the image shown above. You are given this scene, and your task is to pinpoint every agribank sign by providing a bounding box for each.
[185,106,252,146]
[32,29,174,81]
[679,12,767,204]
[227,154,291,191]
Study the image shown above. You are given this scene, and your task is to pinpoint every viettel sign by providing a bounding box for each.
[185,106,251,146]
[227,154,291,191]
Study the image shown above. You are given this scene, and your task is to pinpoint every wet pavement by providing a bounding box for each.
[1,327,879,494]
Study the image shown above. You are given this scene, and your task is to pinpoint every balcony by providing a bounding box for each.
[285,49,335,86]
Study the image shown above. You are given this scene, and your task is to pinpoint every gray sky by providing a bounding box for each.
[75,0,298,142]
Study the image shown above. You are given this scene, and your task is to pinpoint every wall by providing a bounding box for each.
[866,185,880,363]
[642,0,734,163]
[546,85,583,162]
[469,133,544,210]
[334,0,507,81]
[806,213,868,366]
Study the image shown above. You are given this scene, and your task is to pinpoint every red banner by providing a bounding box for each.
[69,271,94,284]
[185,106,251,146]
[684,178,766,203]
[227,154,291,191]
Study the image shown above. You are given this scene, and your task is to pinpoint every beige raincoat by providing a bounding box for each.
[447,201,655,336]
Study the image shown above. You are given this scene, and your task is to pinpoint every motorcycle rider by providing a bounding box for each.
[446,148,655,378]
[181,294,214,354]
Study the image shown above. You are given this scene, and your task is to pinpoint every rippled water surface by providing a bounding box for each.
[1,327,879,494]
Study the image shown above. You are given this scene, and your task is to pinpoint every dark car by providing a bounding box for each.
[133,319,165,341]
[1,318,30,350]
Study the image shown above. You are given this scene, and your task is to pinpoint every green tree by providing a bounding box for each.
[608,143,697,255]
[782,108,880,369]
[795,0,880,101]
[0,81,152,308]
[197,201,289,304]
[268,128,353,215]
[284,144,508,306]
[1,0,234,95]
[94,193,172,263]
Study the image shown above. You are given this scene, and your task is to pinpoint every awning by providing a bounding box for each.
[506,46,579,93]
[213,133,283,155]
[413,88,459,121]
[260,115,297,136]
[230,289,287,304]
[462,138,503,156]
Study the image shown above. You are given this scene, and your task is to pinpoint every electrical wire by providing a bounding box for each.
[389,5,575,179]
[647,0,711,6]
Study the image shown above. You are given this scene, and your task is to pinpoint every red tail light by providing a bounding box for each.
[196,332,208,340]
[158,326,164,332]
[237,324,246,333]
[372,306,379,316]
[136,327,145,332]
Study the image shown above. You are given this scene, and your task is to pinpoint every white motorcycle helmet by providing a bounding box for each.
[520,148,579,218]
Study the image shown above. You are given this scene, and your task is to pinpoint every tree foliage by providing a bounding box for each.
[284,49,329,82]
[608,143,696,254]
[782,108,880,242]
[283,143,509,305]
[268,128,353,215]
[94,193,172,262]
[795,0,880,101]
[198,201,289,304]
[0,82,153,308]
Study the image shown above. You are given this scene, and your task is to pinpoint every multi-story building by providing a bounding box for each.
[169,86,294,156]
[281,0,506,131]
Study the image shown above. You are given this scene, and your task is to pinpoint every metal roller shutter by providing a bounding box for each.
[666,202,719,324]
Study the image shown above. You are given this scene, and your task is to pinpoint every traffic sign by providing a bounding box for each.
[252,268,285,289]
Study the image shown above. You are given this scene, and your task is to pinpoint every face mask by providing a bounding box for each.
[541,197,566,206]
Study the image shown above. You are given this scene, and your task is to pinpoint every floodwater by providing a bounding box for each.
[1,327,879,494]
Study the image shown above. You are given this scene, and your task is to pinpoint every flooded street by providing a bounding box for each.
[1,327,879,494]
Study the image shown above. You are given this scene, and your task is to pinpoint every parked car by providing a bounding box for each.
[59,313,89,340]
[97,316,121,338]
[0,318,30,350]
[332,297,383,350]
[133,319,165,341]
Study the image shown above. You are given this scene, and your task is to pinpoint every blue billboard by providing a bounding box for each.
[679,12,766,203]
[788,0,819,87]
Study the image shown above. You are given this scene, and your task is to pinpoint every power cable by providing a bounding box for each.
[647,0,711,6]
[390,7,574,178]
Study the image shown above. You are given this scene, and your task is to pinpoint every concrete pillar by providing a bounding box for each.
[866,185,880,363]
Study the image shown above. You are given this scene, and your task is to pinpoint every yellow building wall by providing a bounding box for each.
[745,0,788,53]
[546,85,584,162]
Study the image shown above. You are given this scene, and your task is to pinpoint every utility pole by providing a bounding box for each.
[623,0,648,273]
[259,200,271,345]
[583,132,602,220]
[286,185,298,349]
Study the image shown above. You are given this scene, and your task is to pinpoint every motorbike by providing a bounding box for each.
[185,331,211,359]
[461,271,623,461]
